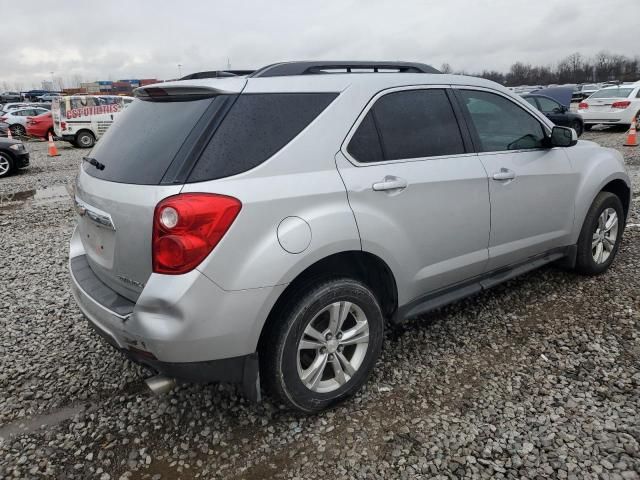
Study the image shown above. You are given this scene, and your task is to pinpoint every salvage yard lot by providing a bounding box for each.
[0,131,639,479]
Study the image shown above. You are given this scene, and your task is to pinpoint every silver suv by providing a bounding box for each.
[69,61,631,412]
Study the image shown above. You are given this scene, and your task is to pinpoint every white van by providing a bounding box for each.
[52,95,133,148]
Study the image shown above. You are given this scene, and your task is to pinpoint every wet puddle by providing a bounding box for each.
[0,404,85,441]
[0,185,71,211]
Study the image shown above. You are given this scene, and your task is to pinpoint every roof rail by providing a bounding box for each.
[179,70,254,80]
[250,61,441,78]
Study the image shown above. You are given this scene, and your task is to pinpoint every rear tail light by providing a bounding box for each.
[578,102,589,110]
[611,100,631,109]
[61,121,66,130]
[152,193,242,275]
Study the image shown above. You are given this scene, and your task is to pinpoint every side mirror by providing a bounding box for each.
[550,126,578,147]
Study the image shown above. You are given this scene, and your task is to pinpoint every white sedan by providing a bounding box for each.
[0,106,49,136]
[579,83,640,130]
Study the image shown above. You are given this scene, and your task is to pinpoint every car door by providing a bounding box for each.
[335,86,490,305]
[454,87,579,271]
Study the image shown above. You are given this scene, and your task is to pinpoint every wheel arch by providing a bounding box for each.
[601,178,631,220]
[257,250,398,353]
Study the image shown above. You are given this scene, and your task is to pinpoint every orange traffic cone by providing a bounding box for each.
[624,118,638,147]
[47,133,60,157]
[6,127,12,140]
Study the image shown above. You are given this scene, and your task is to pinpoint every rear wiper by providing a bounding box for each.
[82,156,105,171]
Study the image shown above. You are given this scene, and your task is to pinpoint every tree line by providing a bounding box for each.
[441,51,640,86]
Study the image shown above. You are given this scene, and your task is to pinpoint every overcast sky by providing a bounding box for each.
[2,0,639,89]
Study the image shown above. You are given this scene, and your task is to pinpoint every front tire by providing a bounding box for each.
[575,192,624,275]
[262,278,384,413]
[571,120,584,137]
[0,151,14,178]
[75,131,95,148]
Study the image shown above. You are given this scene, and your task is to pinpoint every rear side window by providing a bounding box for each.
[85,97,214,184]
[347,89,465,163]
[187,93,337,182]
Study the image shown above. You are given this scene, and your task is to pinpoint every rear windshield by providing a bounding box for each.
[589,88,633,99]
[84,97,214,184]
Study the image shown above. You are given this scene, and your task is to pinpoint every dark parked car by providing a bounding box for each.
[523,94,585,136]
[0,137,29,178]
[0,91,22,102]
[23,90,50,101]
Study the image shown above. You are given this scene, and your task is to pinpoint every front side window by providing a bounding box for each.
[459,90,546,152]
[347,89,465,163]
[536,96,562,113]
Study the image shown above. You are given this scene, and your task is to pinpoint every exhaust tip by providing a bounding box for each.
[144,375,176,395]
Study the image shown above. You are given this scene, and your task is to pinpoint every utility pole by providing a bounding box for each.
[227,58,231,70]
[177,64,183,78]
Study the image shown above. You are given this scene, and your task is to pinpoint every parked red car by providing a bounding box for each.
[26,111,54,139]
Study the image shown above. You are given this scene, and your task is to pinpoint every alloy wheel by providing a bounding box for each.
[592,208,618,264]
[0,153,10,176]
[297,300,370,393]
[10,124,25,137]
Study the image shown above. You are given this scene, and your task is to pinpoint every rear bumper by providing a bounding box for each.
[26,125,48,139]
[581,110,635,124]
[85,316,260,400]
[68,227,284,388]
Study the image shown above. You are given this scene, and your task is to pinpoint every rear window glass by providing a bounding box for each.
[187,93,337,182]
[589,88,633,99]
[84,97,214,184]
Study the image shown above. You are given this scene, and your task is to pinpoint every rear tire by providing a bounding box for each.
[75,131,95,148]
[262,278,384,413]
[575,192,624,276]
[0,151,14,178]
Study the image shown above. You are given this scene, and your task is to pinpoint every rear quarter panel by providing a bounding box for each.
[180,87,367,291]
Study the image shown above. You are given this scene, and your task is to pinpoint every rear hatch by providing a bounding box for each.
[74,79,247,301]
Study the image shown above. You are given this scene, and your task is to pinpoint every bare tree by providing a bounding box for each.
[440,63,453,74]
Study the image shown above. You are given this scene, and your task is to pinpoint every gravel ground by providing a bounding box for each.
[0,132,638,479]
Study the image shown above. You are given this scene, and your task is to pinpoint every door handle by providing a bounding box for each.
[372,176,408,192]
[492,168,516,181]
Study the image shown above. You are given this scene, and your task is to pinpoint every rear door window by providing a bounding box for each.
[458,90,546,152]
[187,93,337,182]
[347,89,465,163]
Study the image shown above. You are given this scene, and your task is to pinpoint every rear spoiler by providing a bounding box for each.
[135,79,246,102]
